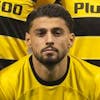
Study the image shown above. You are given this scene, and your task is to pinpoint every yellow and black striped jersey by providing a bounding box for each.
[0,0,55,69]
[0,54,100,100]
[61,0,100,66]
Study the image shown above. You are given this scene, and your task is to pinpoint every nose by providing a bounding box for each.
[46,33,54,45]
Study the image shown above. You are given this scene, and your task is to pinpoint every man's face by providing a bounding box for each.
[26,17,74,65]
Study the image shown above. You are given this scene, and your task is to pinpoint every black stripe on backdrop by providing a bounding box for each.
[84,60,100,66]
[74,17,100,36]
[0,16,26,40]
[0,59,17,70]
[1,17,100,38]
[0,59,100,70]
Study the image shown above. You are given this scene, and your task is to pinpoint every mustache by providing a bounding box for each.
[41,46,58,52]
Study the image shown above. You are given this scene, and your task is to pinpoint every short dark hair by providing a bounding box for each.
[26,4,74,33]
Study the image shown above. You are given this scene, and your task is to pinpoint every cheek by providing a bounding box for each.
[59,38,70,52]
[61,42,68,50]
[31,38,44,51]
[60,38,69,47]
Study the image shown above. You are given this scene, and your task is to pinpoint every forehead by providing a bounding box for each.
[31,17,67,28]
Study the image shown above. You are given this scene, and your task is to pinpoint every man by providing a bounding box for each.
[0,4,100,100]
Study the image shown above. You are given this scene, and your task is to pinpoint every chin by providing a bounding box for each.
[42,60,59,65]
[40,57,60,65]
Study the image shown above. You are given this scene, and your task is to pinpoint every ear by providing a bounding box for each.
[69,33,75,47]
[25,32,31,48]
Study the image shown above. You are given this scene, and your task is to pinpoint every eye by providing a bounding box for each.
[51,28,64,37]
[35,28,47,37]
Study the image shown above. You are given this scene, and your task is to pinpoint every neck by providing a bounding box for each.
[32,55,69,82]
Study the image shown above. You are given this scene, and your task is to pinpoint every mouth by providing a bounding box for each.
[42,47,58,53]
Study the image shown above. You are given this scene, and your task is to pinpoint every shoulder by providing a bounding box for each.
[0,55,31,99]
[69,55,100,77]
[68,55,100,98]
[0,55,31,81]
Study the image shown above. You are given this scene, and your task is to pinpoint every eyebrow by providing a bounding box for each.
[34,27,64,30]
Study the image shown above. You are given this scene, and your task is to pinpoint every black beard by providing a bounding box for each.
[33,51,66,67]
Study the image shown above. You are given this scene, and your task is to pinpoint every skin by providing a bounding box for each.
[26,17,75,81]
